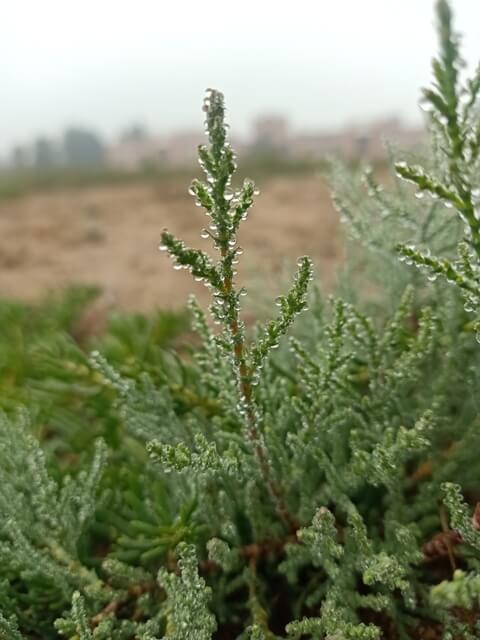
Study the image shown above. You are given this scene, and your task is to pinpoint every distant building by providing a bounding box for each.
[164,131,206,167]
[3,115,426,173]
[251,115,290,153]
[289,131,353,160]
[10,145,31,170]
[355,117,425,160]
[63,128,105,168]
[289,118,425,162]
[107,137,168,171]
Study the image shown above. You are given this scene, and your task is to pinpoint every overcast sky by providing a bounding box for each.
[2,1,480,154]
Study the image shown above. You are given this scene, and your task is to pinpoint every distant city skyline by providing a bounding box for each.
[6,113,424,172]
[2,0,480,155]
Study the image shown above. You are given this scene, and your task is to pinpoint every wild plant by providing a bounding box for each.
[3,1,480,638]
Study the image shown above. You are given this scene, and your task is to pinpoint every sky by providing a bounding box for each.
[2,0,480,154]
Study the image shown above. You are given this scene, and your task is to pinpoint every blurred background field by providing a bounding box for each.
[0,166,342,312]
[2,0,479,318]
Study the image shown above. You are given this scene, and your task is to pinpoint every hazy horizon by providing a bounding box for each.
[3,0,480,155]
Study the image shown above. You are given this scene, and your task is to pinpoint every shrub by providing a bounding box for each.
[3,1,480,638]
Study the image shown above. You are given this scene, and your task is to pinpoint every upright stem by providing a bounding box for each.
[220,247,298,534]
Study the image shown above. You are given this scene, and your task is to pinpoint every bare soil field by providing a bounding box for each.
[0,174,341,311]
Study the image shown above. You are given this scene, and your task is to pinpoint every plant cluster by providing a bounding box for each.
[3,2,480,638]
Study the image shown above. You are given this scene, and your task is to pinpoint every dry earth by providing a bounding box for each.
[0,174,341,311]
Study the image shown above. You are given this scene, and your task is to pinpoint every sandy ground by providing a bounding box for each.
[0,175,341,312]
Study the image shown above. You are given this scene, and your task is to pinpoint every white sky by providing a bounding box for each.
[1,0,480,153]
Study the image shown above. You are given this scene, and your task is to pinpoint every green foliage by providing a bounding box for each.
[159,543,217,639]
[388,0,480,342]
[431,569,480,610]
[0,411,108,635]
[3,2,480,637]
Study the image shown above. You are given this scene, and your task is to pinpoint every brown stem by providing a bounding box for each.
[91,581,157,628]
[221,249,298,534]
[199,533,298,575]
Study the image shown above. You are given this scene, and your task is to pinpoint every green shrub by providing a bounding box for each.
[3,1,480,637]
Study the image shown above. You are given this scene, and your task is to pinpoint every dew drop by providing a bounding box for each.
[200,229,209,239]
[173,264,183,270]
[415,191,425,200]
[159,244,168,252]
[419,101,435,114]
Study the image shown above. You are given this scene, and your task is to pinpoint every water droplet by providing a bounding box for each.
[173,264,183,270]
[419,95,435,113]
[200,229,209,239]
[275,296,283,307]
[415,191,425,199]
[427,273,437,282]
[188,186,196,196]
[159,244,168,252]
[225,191,234,202]
[236,247,244,255]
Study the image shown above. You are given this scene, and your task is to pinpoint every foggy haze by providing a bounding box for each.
[2,0,480,153]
